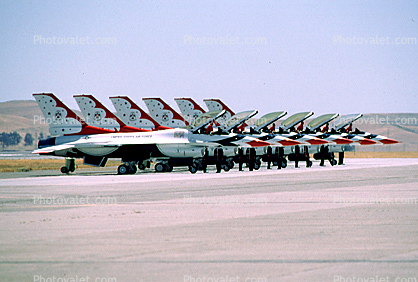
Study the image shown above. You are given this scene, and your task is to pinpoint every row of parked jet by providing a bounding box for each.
[32,93,399,174]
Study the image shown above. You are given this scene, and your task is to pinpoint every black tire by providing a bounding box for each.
[281,159,287,168]
[307,160,313,168]
[223,165,230,172]
[188,165,197,174]
[253,161,261,170]
[60,166,69,174]
[165,164,173,172]
[138,164,146,170]
[331,159,337,166]
[226,159,234,169]
[155,163,165,172]
[128,165,137,174]
[117,164,128,175]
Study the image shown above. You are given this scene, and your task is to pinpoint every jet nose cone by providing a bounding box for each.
[358,139,377,145]
[247,140,271,147]
[333,138,353,145]
[306,138,329,145]
[278,139,303,146]
[379,138,400,144]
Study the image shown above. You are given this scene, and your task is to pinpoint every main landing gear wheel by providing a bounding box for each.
[155,163,165,172]
[253,158,261,170]
[60,167,69,174]
[118,164,129,175]
[281,159,287,168]
[128,165,137,174]
[222,165,230,172]
[165,164,173,172]
[188,164,197,174]
[330,159,337,166]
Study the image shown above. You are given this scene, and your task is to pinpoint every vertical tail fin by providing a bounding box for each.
[74,94,149,132]
[109,96,171,130]
[174,97,206,124]
[33,93,114,136]
[142,97,189,127]
[203,98,235,124]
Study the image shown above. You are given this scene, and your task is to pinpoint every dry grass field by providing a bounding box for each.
[0,159,121,172]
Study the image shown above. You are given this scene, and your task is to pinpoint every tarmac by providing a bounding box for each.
[0,158,417,282]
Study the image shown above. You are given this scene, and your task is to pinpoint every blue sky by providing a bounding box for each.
[0,0,417,115]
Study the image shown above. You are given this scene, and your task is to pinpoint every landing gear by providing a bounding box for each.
[61,158,75,174]
[118,162,138,175]
[253,157,261,170]
[154,161,173,173]
[118,164,129,175]
[225,158,234,170]
[188,164,197,174]
[314,146,337,167]
[288,146,311,168]
[128,165,137,174]
[280,158,287,168]
[165,163,173,172]
[155,162,165,172]
[138,160,150,170]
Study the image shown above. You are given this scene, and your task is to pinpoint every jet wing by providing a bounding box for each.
[191,110,226,133]
[281,112,314,130]
[224,110,258,132]
[332,114,363,131]
[306,113,339,131]
[253,111,287,131]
